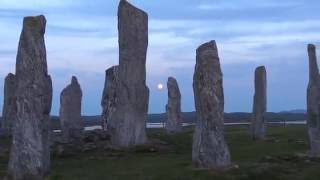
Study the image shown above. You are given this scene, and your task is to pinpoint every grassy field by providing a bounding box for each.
[1,125,320,180]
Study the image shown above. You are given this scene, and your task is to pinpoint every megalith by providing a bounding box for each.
[7,15,52,179]
[251,66,267,140]
[165,77,183,133]
[108,0,149,147]
[192,40,231,168]
[1,73,16,134]
[101,66,118,131]
[60,76,83,143]
[307,44,320,156]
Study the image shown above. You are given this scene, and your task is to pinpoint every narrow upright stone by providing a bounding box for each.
[192,41,231,168]
[60,76,83,142]
[165,77,183,133]
[101,66,118,130]
[1,73,16,134]
[108,0,149,147]
[251,66,267,140]
[307,44,320,156]
[8,15,52,179]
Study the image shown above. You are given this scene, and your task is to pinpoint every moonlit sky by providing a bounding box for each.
[0,0,319,115]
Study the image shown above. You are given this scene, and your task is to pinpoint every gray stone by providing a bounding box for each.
[192,40,231,168]
[60,76,83,143]
[251,66,267,140]
[307,44,320,156]
[165,77,182,133]
[101,66,118,130]
[7,15,52,179]
[108,0,149,147]
[1,73,16,134]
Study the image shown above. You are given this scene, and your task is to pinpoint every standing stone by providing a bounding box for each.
[307,44,320,156]
[101,66,118,131]
[192,41,231,168]
[1,73,16,134]
[251,66,267,140]
[60,76,83,143]
[108,0,149,147]
[7,15,52,179]
[165,77,183,133]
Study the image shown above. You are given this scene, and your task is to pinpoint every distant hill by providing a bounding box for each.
[149,111,306,124]
[279,109,306,114]
[1,111,307,130]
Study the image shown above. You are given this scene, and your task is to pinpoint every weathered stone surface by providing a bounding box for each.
[108,0,149,147]
[251,66,267,140]
[60,76,83,143]
[165,77,182,133]
[101,66,118,130]
[1,73,16,134]
[192,40,231,168]
[307,44,320,156]
[7,15,52,180]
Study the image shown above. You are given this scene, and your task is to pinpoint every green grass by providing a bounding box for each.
[1,125,320,180]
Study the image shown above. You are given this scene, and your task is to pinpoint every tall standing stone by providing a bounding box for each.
[307,44,320,156]
[60,76,83,142]
[108,0,149,147]
[101,66,118,130]
[192,41,231,168]
[165,77,183,133]
[7,15,52,179]
[251,66,267,140]
[1,73,16,134]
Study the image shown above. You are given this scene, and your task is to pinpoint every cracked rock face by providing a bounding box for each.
[192,40,231,168]
[60,76,83,143]
[7,15,53,179]
[307,44,320,156]
[251,66,267,140]
[101,66,118,131]
[165,77,183,133]
[107,0,149,147]
[1,73,16,134]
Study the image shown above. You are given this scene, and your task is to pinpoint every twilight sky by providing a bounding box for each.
[0,0,319,115]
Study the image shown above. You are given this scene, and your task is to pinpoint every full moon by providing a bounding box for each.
[157,83,164,90]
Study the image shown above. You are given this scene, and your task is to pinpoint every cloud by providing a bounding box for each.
[150,32,194,46]
[149,19,204,31]
[0,0,75,9]
[197,0,302,10]
[186,20,320,36]
[46,14,117,37]
[0,0,318,114]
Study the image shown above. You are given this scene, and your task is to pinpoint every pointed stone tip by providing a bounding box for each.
[119,0,131,7]
[106,66,118,76]
[255,66,266,74]
[118,0,147,16]
[308,44,316,52]
[256,66,266,71]
[71,76,78,84]
[6,73,15,78]
[23,15,46,34]
[168,77,177,82]
[197,40,217,52]
[5,73,15,82]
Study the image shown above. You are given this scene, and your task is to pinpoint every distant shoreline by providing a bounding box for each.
[0,111,307,130]
[53,121,307,132]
